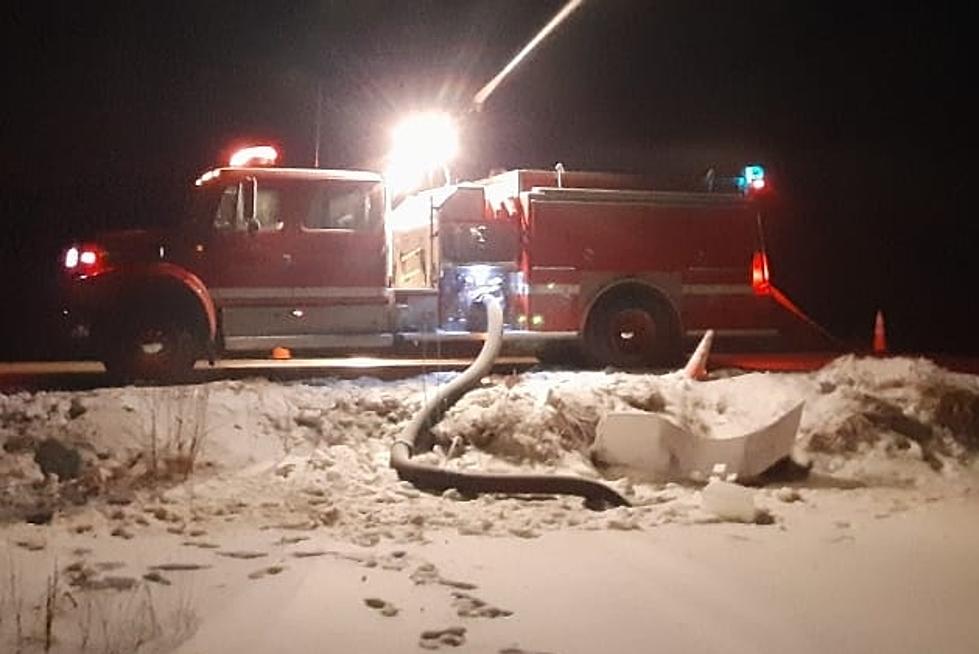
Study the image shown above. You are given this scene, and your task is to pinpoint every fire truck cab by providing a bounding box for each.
[61,154,827,381]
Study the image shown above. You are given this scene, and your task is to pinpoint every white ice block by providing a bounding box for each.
[593,402,804,482]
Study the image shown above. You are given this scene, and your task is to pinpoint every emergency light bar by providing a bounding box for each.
[229,145,278,167]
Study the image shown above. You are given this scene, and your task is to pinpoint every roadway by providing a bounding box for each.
[1,352,977,392]
[0,356,540,392]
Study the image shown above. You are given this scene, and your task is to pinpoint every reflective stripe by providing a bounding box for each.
[529,283,580,296]
[403,330,579,343]
[210,287,390,300]
[682,284,754,296]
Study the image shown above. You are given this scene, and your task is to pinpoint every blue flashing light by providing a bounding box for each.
[744,165,765,183]
[736,164,766,194]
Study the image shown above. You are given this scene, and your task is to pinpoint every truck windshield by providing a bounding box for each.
[187,185,224,229]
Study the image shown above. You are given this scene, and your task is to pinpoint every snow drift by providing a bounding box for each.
[1,355,977,538]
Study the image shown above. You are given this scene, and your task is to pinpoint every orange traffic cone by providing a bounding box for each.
[872,310,887,355]
[271,346,292,360]
[683,329,714,380]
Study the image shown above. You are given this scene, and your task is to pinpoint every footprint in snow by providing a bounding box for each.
[150,563,212,572]
[419,626,466,649]
[248,564,286,580]
[14,538,46,551]
[94,561,126,571]
[110,526,134,539]
[218,550,268,560]
[364,597,399,617]
[143,571,172,586]
[182,541,220,549]
[451,592,512,619]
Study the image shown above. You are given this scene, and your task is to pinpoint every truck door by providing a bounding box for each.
[186,175,297,341]
[285,179,390,335]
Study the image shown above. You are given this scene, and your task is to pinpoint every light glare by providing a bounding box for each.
[385,112,458,195]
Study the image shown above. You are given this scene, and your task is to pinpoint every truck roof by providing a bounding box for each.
[198,167,383,185]
[476,168,753,208]
[478,168,655,192]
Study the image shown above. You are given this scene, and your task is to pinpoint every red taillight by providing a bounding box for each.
[751,250,771,295]
[64,244,107,278]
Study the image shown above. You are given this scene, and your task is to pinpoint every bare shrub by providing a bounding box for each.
[70,582,198,654]
[139,387,211,483]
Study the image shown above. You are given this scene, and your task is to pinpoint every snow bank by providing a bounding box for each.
[800,356,979,477]
[1,356,977,540]
[3,356,978,654]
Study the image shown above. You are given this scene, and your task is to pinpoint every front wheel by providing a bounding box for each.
[583,292,679,369]
[102,310,200,383]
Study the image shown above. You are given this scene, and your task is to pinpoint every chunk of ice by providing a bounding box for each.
[702,479,757,523]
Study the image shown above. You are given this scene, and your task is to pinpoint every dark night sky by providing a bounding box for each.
[0,1,973,358]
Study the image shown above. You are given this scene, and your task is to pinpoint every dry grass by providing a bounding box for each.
[140,387,212,483]
[72,583,199,654]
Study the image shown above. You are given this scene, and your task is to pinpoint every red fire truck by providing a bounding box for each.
[60,150,827,380]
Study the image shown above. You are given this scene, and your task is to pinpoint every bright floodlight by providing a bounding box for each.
[385,111,458,195]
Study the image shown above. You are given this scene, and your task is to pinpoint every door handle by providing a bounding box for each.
[282,253,293,265]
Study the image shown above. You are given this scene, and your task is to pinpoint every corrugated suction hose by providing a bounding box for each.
[390,296,629,509]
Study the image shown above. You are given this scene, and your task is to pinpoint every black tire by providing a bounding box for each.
[583,290,679,369]
[102,306,200,384]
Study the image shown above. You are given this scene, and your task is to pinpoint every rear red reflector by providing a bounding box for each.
[751,251,771,295]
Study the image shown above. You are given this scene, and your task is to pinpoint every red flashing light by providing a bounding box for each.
[751,250,771,295]
[229,145,278,167]
[750,178,766,191]
[64,244,108,278]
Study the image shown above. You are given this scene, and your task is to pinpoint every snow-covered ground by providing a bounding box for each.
[1,355,978,653]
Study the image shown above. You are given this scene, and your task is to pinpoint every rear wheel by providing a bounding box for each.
[584,291,679,369]
[102,308,201,383]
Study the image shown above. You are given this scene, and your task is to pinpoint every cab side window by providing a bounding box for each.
[214,185,239,231]
[212,180,283,232]
[304,182,383,232]
[253,187,283,231]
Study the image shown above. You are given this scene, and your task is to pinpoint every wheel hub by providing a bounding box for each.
[609,308,656,356]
